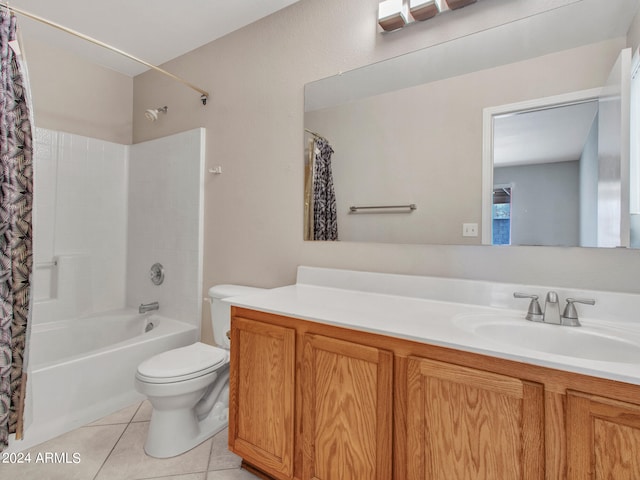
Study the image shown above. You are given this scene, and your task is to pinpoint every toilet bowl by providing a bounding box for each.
[135,285,265,458]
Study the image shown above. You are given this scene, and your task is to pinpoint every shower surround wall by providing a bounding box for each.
[126,128,206,325]
[33,128,128,321]
[32,127,204,328]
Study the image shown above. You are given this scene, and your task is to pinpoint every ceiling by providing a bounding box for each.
[10,0,302,76]
[493,101,600,167]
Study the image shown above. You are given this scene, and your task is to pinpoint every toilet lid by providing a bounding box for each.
[137,342,227,381]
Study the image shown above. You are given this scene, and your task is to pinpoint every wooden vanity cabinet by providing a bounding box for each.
[405,356,544,480]
[229,309,393,480]
[228,316,296,479]
[302,333,393,480]
[229,307,640,480]
[566,391,640,479]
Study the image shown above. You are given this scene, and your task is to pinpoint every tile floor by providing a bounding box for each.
[0,401,260,480]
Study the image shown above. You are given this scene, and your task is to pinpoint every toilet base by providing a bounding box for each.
[144,401,229,458]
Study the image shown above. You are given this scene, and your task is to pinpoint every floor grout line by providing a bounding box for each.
[35,401,260,480]
[133,469,209,480]
[205,430,214,472]
[90,403,141,480]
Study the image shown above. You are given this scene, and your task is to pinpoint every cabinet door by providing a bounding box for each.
[229,316,295,479]
[302,333,393,480]
[406,356,544,480]
[567,390,640,479]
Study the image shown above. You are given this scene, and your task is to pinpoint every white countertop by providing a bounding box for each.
[224,267,640,387]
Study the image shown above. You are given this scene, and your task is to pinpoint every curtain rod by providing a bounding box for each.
[305,128,327,140]
[0,3,209,104]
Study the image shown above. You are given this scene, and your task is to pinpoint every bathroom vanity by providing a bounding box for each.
[226,267,640,480]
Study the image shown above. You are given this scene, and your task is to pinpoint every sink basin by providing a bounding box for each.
[454,314,640,364]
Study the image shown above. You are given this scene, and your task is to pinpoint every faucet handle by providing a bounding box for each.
[513,292,543,321]
[561,298,595,326]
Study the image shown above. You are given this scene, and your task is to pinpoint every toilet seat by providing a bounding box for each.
[136,342,228,384]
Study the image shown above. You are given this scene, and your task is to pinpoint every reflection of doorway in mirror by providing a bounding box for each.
[483,91,623,246]
[483,48,632,247]
[492,186,511,245]
[491,100,593,247]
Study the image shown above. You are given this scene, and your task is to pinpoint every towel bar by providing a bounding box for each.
[349,204,417,213]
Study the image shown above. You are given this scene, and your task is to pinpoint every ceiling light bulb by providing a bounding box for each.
[446,0,477,10]
[378,0,409,32]
[409,0,442,21]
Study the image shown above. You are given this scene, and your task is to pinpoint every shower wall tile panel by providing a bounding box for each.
[33,130,59,302]
[32,128,128,321]
[126,128,205,329]
[33,129,58,265]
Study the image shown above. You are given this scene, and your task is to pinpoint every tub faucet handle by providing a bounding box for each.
[513,292,543,322]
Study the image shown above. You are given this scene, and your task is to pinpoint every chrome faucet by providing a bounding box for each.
[139,301,159,314]
[543,291,561,325]
[514,292,595,327]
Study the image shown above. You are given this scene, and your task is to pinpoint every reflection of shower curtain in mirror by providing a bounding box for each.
[305,137,338,241]
[0,9,34,451]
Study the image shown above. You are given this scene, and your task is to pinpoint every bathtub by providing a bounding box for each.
[11,309,197,452]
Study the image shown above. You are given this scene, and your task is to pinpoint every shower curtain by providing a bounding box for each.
[0,9,34,451]
[310,137,338,241]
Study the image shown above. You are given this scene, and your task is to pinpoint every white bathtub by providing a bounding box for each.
[11,309,197,452]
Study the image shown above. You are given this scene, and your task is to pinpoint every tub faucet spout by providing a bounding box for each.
[139,302,159,314]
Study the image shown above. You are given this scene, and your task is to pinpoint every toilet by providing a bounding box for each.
[135,284,265,458]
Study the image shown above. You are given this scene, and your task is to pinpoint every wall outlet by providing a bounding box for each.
[463,223,478,237]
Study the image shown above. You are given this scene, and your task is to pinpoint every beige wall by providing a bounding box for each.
[628,7,640,52]
[24,37,133,145]
[130,0,640,344]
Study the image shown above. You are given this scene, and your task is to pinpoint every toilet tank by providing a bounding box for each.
[208,285,266,348]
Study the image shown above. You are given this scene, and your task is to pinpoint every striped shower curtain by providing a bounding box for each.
[311,137,338,241]
[0,9,34,451]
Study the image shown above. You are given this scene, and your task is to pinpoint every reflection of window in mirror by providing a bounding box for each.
[492,186,512,245]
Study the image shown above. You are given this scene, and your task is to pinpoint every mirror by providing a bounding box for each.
[304,0,640,246]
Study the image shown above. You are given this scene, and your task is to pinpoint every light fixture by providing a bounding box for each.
[378,0,409,32]
[409,0,443,22]
[379,0,480,32]
[446,0,477,9]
